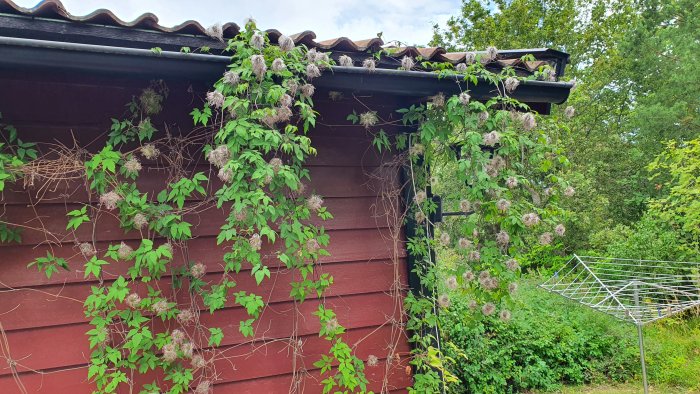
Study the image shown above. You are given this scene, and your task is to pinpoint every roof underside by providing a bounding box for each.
[0,0,573,113]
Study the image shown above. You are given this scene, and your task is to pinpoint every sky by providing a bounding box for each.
[12,0,461,46]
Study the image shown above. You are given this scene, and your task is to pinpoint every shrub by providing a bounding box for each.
[440,278,639,393]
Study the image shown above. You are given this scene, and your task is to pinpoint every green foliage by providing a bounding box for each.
[441,279,640,393]
[27,251,69,279]
[648,139,700,249]
[441,278,700,392]
[589,212,693,262]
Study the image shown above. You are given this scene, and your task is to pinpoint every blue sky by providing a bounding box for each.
[12,0,461,46]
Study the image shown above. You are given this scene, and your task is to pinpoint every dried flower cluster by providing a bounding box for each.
[100,191,122,210]
[359,111,378,129]
[207,145,231,168]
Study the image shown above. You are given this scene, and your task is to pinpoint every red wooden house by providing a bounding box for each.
[0,1,571,392]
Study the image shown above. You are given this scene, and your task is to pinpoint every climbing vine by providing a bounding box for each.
[0,20,574,394]
[349,50,573,392]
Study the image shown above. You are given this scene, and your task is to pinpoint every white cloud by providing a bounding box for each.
[11,0,460,46]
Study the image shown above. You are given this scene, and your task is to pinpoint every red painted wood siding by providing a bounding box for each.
[0,72,411,393]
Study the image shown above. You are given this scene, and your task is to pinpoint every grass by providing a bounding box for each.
[547,382,699,393]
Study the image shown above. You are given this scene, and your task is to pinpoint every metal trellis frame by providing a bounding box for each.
[541,254,700,394]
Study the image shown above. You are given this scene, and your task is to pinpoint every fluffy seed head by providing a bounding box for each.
[462,271,475,282]
[465,52,477,64]
[506,176,518,189]
[171,329,186,344]
[504,77,520,93]
[278,35,295,52]
[437,294,450,308]
[206,90,225,108]
[140,143,160,160]
[482,131,500,146]
[401,56,415,70]
[191,354,207,369]
[306,238,320,253]
[269,157,283,173]
[485,46,498,62]
[133,213,148,230]
[468,299,478,310]
[445,276,458,290]
[139,88,162,115]
[80,242,96,258]
[279,94,293,108]
[307,194,324,211]
[152,300,169,315]
[496,230,510,247]
[459,92,471,106]
[496,199,511,213]
[414,190,427,204]
[468,250,481,262]
[217,167,233,183]
[482,302,496,316]
[125,293,141,308]
[415,211,426,223]
[223,71,240,85]
[455,62,468,72]
[478,269,490,281]
[195,381,211,394]
[271,58,286,72]
[306,48,318,62]
[249,233,262,251]
[286,80,299,96]
[521,112,537,131]
[325,317,340,332]
[506,258,520,271]
[162,343,178,363]
[475,113,489,128]
[459,199,471,212]
[190,262,206,278]
[440,232,451,247]
[367,354,379,367]
[359,111,379,129]
[555,224,566,237]
[458,237,472,249]
[123,157,142,175]
[181,342,194,358]
[362,58,376,72]
[207,145,231,168]
[431,93,446,107]
[301,83,315,97]
[118,242,133,260]
[250,32,265,50]
[339,55,354,67]
[484,161,500,178]
[100,191,122,210]
[177,309,195,325]
[539,232,553,245]
[522,212,541,227]
[564,186,576,197]
[499,309,512,322]
[205,23,223,41]
[251,54,267,79]
[306,63,321,79]
[564,106,575,119]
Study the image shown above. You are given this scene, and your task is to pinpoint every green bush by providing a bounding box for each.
[588,213,694,262]
[440,278,700,393]
[440,279,640,393]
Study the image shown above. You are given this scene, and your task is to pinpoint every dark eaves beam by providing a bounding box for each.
[0,36,573,109]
